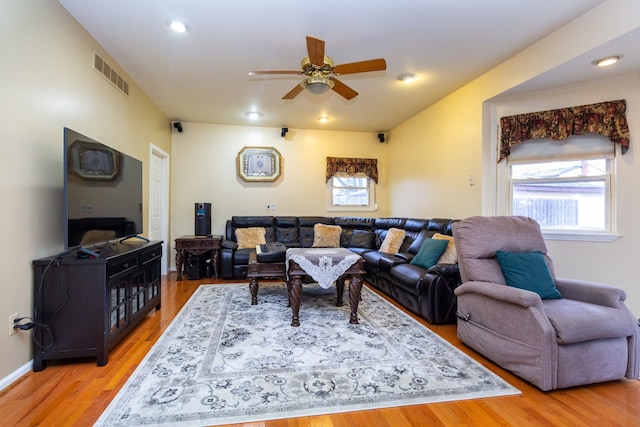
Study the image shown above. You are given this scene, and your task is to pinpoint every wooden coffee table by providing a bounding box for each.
[288,256,365,327]
[247,251,287,305]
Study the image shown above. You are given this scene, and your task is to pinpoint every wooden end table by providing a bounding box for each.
[247,251,287,305]
[175,235,222,280]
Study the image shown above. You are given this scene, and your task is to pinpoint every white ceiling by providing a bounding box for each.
[58,0,637,133]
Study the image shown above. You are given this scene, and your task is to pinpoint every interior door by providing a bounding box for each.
[149,145,169,275]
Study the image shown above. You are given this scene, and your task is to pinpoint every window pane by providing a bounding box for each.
[513,180,605,230]
[331,176,370,206]
[332,176,369,188]
[512,159,606,179]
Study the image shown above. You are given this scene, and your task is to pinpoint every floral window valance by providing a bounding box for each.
[499,99,630,162]
[326,157,378,183]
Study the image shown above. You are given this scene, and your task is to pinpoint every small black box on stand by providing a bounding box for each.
[186,254,207,280]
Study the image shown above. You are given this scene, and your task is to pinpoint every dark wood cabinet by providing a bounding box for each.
[32,240,162,371]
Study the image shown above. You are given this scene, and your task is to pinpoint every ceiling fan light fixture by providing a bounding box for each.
[303,76,334,94]
[318,116,330,123]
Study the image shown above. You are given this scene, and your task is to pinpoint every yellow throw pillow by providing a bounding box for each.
[312,223,342,247]
[379,228,406,254]
[432,232,457,264]
[235,227,266,249]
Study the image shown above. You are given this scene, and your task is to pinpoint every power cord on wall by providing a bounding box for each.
[13,317,35,331]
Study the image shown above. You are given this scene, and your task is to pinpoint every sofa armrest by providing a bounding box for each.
[554,277,627,308]
[221,239,238,250]
[427,263,459,276]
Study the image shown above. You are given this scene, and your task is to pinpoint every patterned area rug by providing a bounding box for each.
[96,282,519,426]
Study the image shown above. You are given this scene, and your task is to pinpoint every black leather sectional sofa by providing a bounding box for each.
[220,215,461,324]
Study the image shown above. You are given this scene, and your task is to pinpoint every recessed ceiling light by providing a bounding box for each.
[318,116,330,123]
[245,111,263,120]
[397,73,417,83]
[592,55,623,67]
[166,19,190,33]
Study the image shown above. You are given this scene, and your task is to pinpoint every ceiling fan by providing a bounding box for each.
[249,36,387,100]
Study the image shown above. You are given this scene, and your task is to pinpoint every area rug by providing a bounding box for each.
[95,282,519,426]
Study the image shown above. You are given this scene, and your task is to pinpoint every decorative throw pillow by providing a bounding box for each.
[235,227,266,249]
[432,233,457,264]
[496,250,562,299]
[312,223,342,247]
[379,228,406,254]
[410,238,449,269]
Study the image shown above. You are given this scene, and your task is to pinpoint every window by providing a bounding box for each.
[327,174,375,211]
[498,135,618,241]
[511,159,610,231]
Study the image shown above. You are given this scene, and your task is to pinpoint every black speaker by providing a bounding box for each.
[186,255,207,280]
[195,202,211,236]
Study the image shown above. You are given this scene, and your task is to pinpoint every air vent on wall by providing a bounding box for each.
[93,52,129,96]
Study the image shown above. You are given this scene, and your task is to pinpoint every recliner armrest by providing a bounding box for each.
[221,239,238,250]
[427,263,459,276]
[554,278,627,308]
[455,281,543,309]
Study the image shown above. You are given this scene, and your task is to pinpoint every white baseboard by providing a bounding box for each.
[0,360,32,393]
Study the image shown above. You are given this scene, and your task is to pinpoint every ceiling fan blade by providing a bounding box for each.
[306,36,325,66]
[282,83,304,100]
[331,78,358,100]
[334,58,387,75]
[249,70,301,75]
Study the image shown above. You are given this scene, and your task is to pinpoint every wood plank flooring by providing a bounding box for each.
[1,274,639,426]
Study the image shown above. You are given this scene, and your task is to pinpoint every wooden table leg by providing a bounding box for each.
[348,274,363,324]
[212,248,220,278]
[250,277,259,305]
[175,249,184,280]
[289,274,303,327]
[335,277,345,307]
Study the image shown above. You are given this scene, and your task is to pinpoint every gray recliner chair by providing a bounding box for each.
[452,215,639,391]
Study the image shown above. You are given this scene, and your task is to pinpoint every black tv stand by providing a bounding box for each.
[32,239,162,371]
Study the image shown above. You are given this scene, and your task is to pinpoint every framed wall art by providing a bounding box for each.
[236,146,282,182]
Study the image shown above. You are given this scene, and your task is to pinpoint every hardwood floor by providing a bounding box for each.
[1,273,639,426]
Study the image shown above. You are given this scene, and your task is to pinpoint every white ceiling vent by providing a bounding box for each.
[93,52,129,96]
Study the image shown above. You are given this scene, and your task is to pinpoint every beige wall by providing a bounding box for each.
[491,75,640,316]
[386,2,640,315]
[170,123,389,267]
[0,1,170,382]
[5,0,640,387]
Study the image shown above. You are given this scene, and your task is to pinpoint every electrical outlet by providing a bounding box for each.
[9,313,19,336]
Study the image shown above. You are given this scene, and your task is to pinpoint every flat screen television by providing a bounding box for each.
[64,127,143,250]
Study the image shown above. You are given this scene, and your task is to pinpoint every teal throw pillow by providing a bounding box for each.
[410,238,449,269]
[496,250,562,299]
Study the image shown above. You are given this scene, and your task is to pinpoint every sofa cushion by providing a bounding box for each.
[349,229,376,249]
[432,233,457,264]
[410,238,449,269]
[496,250,561,300]
[235,227,267,249]
[389,263,427,294]
[379,228,406,254]
[312,224,342,247]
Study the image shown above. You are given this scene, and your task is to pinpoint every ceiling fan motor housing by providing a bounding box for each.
[301,56,334,75]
